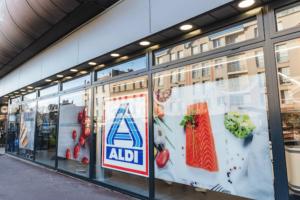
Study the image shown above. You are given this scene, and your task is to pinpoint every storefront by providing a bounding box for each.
[2,0,300,199]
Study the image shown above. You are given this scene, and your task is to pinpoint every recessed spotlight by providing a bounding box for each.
[99,64,105,67]
[21,92,26,95]
[57,74,64,78]
[4,95,8,98]
[179,24,193,31]
[88,61,97,66]
[27,86,33,89]
[14,91,19,94]
[80,70,88,74]
[65,76,72,80]
[53,80,59,83]
[70,68,78,72]
[110,53,120,57]
[20,89,26,92]
[35,87,42,90]
[139,40,151,46]
[45,79,52,82]
[27,90,34,93]
[238,0,255,8]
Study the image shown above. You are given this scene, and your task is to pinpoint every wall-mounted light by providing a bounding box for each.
[139,40,151,46]
[88,61,97,66]
[179,24,193,31]
[238,0,255,8]
[80,71,88,74]
[110,53,120,57]
[70,68,78,72]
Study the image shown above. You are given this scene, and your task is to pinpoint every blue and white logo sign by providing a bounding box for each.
[102,93,149,177]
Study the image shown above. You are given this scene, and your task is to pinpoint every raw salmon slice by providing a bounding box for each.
[186,102,218,172]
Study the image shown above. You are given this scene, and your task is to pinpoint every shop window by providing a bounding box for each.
[276,3,300,31]
[154,18,258,65]
[62,75,91,91]
[94,76,149,196]
[39,85,58,97]
[35,97,58,167]
[275,38,300,195]
[152,48,274,200]
[19,100,37,160]
[6,97,21,154]
[57,89,92,177]
[255,50,264,68]
[96,56,147,81]
[276,44,289,63]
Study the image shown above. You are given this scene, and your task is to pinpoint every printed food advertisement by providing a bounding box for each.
[19,102,36,150]
[58,103,91,165]
[153,74,274,200]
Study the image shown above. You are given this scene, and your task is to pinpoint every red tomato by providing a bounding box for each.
[65,148,71,160]
[81,157,89,165]
[78,111,83,123]
[79,136,85,146]
[73,144,80,159]
[72,129,77,140]
[82,127,91,138]
[156,149,170,168]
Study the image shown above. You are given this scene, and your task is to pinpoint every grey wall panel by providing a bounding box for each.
[77,0,150,62]
[150,0,233,33]
[0,0,230,96]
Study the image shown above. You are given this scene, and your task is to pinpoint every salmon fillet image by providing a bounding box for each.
[186,102,218,172]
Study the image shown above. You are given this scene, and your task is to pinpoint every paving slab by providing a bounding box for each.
[0,155,135,200]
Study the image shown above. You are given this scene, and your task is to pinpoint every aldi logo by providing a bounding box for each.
[102,93,149,177]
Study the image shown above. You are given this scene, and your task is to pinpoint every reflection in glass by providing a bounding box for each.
[96,56,147,81]
[6,98,21,154]
[154,19,258,65]
[94,76,149,196]
[153,48,274,200]
[57,89,92,177]
[35,97,58,167]
[62,75,91,91]
[275,38,300,195]
[19,100,37,160]
[276,3,300,31]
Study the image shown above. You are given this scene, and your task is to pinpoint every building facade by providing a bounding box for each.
[0,0,300,199]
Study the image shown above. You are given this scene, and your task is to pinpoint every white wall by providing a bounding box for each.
[0,0,231,96]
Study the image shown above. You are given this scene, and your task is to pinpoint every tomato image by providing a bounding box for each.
[79,136,85,146]
[73,144,80,159]
[81,157,89,165]
[65,148,71,160]
[72,129,77,141]
[156,149,170,168]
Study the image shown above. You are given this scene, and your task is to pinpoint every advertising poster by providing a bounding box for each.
[153,74,274,200]
[102,93,149,177]
[58,104,90,163]
[19,102,36,150]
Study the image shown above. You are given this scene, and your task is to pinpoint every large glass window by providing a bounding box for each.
[57,89,92,177]
[276,3,300,31]
[153,48,274,200]
[275,38,300,195]
[96,56,147,81]
[94,76,149,196]
[62,75,91,91]
[6,98,21,154]
[154,19,258,65]
[19,100,37,160]
[35,97,59,167]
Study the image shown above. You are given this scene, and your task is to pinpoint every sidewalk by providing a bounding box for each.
[0,155,134,200]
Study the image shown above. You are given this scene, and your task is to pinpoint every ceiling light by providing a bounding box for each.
[20,89,26,92]
[80,71,88,74]
[4,95,8,98]
[65,76,72,80]
[57,74,64,78]
[70,68,78,72]
[21,92,26,95]
[110,53,120,57]
[53,80,59,83]
[45,79,52,82]
[139,40,151,46]
[14,91,19,94]
[238,0,255,8]
[179,24,193,31]
[88,61,97,66]
[99,64,105,67]
[27,90,34,93]
[27,86,33,89]
[35,87,42,90]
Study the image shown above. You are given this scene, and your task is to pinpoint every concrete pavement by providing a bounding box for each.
[0,154,134,200]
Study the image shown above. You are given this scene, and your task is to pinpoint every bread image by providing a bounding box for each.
[20,121,28,148]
